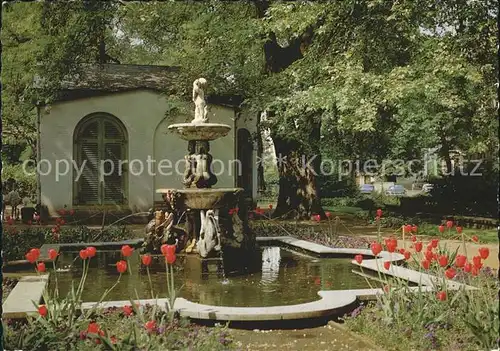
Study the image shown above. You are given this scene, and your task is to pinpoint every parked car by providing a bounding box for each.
[385,184,407,196]
[359,184,375,194]
[421,183,434,193]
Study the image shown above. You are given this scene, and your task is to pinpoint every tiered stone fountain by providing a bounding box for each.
[153,78,255,264]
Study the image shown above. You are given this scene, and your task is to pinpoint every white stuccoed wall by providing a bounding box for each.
[39,90,245,214]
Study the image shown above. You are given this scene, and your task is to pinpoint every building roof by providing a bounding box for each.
[35,63,243,107]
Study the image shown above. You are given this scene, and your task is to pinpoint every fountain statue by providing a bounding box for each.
[148,78,256,263]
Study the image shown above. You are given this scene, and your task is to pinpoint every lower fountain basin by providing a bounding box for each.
[156,188,243,210]
[167,123,232,141]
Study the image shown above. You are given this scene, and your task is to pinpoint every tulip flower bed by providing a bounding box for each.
[3,244,234,350]
[344,232,499,350]
[2,224,134,263]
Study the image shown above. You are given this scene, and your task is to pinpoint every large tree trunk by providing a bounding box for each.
[254,1,324,218]
[272,116,324,219]
[256,112,266,193]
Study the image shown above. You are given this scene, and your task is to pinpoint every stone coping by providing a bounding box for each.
[2,274,49,319]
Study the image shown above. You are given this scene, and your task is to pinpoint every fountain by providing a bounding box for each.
[148,78,256,265]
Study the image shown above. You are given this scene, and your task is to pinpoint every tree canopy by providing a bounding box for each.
[2,0,497,216]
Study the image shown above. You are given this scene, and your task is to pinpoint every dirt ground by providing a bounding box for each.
[230,322,381,351]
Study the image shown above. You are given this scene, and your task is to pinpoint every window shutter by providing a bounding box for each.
[103,142,124,203]
[78,141,100,204]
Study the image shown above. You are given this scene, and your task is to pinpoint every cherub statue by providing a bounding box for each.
[191,78,208,124]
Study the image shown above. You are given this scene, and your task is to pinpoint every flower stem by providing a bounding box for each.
[52,261,59,299]
[146,266,154,300]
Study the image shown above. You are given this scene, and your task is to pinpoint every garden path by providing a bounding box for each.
[230,322,381,351]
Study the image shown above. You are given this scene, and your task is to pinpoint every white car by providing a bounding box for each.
[422,183,434,193]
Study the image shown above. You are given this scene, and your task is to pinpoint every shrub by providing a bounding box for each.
[1,164,36,199]
[2,225,134,262]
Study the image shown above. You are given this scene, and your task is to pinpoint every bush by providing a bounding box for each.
[1,164,36,199]
[2,225,134,262]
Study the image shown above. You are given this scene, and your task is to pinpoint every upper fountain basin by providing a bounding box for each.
[167,123,232,141]
[156,188,243,210]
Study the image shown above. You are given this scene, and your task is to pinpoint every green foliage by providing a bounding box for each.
[1,164,37,198]
[2,225,134,262]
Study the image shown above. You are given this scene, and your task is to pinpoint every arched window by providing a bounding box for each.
[237,129,253,198]
[73,113,128,205]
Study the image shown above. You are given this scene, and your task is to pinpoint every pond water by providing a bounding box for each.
[49,247,373,307]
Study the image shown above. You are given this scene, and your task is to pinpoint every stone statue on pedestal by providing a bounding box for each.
[192,78,208,124]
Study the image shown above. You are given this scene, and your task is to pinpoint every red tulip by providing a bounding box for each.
[404,251,411,260]
[142,254,152,266]
[314,277,321,285]
[403,225,412,233]
[325,211,332,218]
[471,235,479,243]
[354,254,363,264]
[424,250,433,261]
[79,249,89,260]
[312,214,321,222]
[411,235,417,242]
[411,225,418,233]
[52,226,59,234]
[375,215,381,221]
[421,260,430,270]
[471,265,480,276]
[472,255,482,269]
[48,249,58,260]
[116,260,127,273]
[383,284,390,293]
[464,262,472,273]
[164,245,176,264]
[87,322,100,334]
[34,214,41,222]
[427,242,433,251]
[70,209,75,216]
[456,226,463,234]
[438,225,445,233]
[399,248,405,254]
[30,248,41,260]
[370,242,382,256]
[431,239,439,248]
[111,336,117,344]
[59,209,66,216]
[478,247,489,260]
[445,267,456,279]
[25,251,36,263]
[383,261,391,270]
[376,209,383,217]
[228,208,235,215]
[121,245,134,257]
[38,305,48,317]
[145,320,156,332]
[37,262,46,272]
[86,246,97,258]
[123,305,133,316]
[414,241,423,253]
[268,204,273,210]
[446,220,453,228]
[438,255,448,267]
[385,238,397,253]
[436,291,447,301]
[455,254,467,268]
[160,244,168,256]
